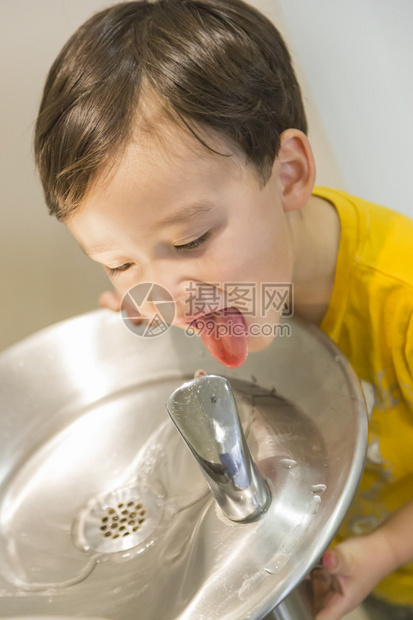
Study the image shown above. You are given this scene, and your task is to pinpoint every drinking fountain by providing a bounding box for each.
[0,309,367,619]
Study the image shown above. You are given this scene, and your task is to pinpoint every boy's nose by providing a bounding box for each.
[125,262,193,323]
[146,268,180,302]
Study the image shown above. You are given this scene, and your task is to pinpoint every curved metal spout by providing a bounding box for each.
[166,375,271,523]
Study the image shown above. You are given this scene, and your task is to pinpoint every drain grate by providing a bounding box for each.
[100,500,147,540]
[74,486,164,554]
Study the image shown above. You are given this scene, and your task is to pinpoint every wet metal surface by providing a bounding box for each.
[0,310,367,619]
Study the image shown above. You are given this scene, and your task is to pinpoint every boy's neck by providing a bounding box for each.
[289,194,341,326]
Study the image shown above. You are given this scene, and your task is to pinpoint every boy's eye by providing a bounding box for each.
[107,262,133,277]
[105,231,212,277]
[174,230,212,252]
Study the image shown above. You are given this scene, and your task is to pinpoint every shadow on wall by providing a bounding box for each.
[1,2,117,351]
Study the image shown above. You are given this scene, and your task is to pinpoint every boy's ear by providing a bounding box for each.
[276,129,316,212]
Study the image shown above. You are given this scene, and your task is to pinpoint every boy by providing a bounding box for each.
[34,0,413,618]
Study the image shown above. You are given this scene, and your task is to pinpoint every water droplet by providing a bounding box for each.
[280,458,297,470]
[312,495,322,513]
[265,568,274,575]
[311,484,327,494]
[194,369,207,378]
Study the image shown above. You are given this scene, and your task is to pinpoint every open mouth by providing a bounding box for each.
[120,286,250,369]
[180,307,249,369]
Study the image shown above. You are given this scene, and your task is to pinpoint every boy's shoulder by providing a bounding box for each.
[316,186,413,389]
[313,186,413,290]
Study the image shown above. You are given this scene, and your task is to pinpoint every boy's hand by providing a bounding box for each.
[98,290,123,312]
[99,290,145,326]
[315,533,396,620]
[316,498,413,619]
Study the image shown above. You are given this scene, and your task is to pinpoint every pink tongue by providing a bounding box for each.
[198,307,248,368]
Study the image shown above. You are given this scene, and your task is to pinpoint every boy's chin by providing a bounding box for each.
[246,331,276,353]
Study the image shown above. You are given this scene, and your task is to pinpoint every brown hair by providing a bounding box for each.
[34,0,307,221]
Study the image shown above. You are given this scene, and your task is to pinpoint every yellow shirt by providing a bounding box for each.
[314,186,413,605]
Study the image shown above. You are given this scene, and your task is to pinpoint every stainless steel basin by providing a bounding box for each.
[0,310,367,619]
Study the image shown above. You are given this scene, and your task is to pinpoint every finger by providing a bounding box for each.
[315,590,348,620]
[98,290,122,311]
[322,548,352,577]
[311,565,342,614]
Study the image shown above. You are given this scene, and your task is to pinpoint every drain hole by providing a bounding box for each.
[98,500,151,541]
[76,486,164,554]
[100,501,151,539]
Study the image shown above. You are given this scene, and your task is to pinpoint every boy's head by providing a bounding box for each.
[34,0,316,368]
[34,0,307,222]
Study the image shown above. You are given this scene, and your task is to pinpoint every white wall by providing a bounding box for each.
[1,1,412,351]
[273,0,413,217]
[0,1,111,351]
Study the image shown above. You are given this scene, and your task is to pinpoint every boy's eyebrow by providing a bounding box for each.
[152,200,214,231]
[79,241,116,256]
